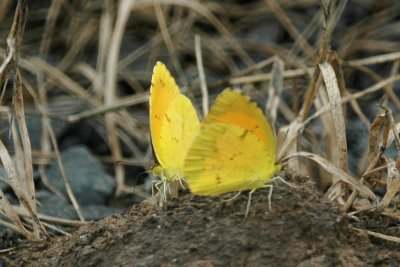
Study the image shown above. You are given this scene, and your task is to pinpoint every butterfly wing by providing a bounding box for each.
[149,61,200,181]
[159,94,200,177]
[203,89,276,152]
[150,61,180,167]
[184,89,280,195]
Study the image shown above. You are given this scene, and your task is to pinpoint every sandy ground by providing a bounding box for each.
[2,170,400,267]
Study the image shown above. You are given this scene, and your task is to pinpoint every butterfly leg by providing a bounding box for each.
[151,181,155,197]
[152,179,161,197]
[179,177,186,189]
[262,176,296,212]
[245,184,274,220]
[245,189,255,220]
[223,191,242,202]
[266,184,273,211]
[162,179,169,202]
[153,180,160,196]
[271,176,297,189]
[258,183,274,211]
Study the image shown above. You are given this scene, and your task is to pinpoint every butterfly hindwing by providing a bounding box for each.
[184,89,280,195]
[159,94,200,177]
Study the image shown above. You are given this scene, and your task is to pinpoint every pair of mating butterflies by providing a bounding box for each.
[149,61,281,198]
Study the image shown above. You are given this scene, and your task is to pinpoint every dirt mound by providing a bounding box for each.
[3,172,400,266]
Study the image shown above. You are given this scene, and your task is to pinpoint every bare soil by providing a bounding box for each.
[2,171,400,266]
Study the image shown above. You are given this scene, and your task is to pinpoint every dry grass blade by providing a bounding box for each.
[58,19,98,71]
[229,67,314,85]
[67,92,149,123]
[319,61,348,172]
[0,141,35,239]
[388,122,400,150]
[276,64,321,170]
[21,72,85,221]
[195,34,208,117]
[14,71,32,202]
[347,51,400,66]
[154,2,186,86]
[23,57,100,106]
[266,0,314,59]
[284,152,377,200]
[37,0,63,209]
[104,0,134,195]
[266,56,284,125]
[0,247,16,253]
[0,187,35,239]
[375,104,400,208]
[277,121,301,170]
[47,119,86,222]
[39,0,62,58]
[353,227,400,244]
[364,111,390,175]
[11,205,88,227]
[13,69,47,237]
[134,0,254,66]
[344,75,400,102]
[347,63,400,109]
[300,75,400,127]
[0,37,14,75]
[379,158,400,208]
[385,106,400,153]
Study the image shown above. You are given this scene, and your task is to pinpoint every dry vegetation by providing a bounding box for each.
[0,0,399,251]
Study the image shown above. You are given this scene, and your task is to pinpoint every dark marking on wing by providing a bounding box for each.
[165,114,171,122]
[216,176,221,184]
[239,129,249,139]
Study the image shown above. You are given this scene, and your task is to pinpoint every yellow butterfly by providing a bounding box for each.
[149,61,200,199]
[183,89,282,213]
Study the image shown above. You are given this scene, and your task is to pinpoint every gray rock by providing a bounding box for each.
[81,205,121,221]
[36,190,78,219]
[47,146,116,206]
[2,116,66,151]
[36,190,122,221]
